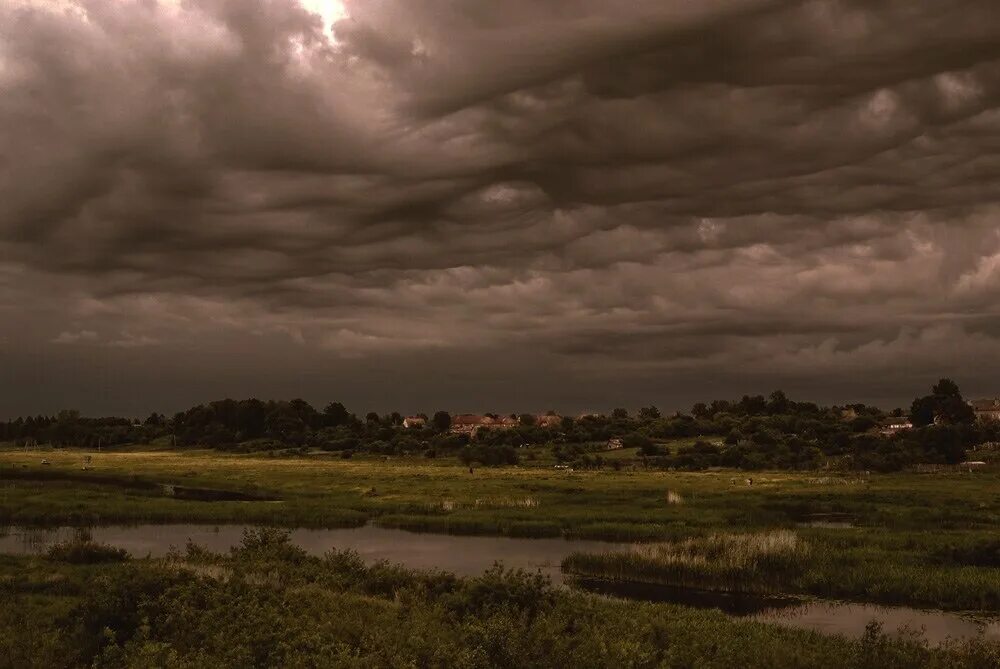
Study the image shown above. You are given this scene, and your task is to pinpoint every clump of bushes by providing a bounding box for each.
[46,533,130,564]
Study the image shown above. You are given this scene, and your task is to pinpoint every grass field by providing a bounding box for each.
[2,446,999,611]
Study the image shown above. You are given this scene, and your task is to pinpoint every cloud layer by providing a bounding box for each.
[3,0,1000,415]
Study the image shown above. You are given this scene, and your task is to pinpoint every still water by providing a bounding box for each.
[2,524,996,645]
[0,523,621,584]
[572,577,1000,645]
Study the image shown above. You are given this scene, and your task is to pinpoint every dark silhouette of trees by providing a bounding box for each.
[432,411,451,432]
[638,406,661,421]
[323,402,352,427]
[910,378,975,427]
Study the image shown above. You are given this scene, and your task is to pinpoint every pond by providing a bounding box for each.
[2,523,996,645]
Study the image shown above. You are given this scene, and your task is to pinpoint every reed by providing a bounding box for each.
[564,530,810,593]
[375,513,562,538]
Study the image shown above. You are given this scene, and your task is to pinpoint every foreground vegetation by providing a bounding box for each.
[2,529,998,669]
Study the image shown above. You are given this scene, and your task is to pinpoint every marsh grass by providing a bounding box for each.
[45,530,130,564]
[375,513,562,537]
[3,449,1000,609]
[565,530,809,593]
[424,497,540,513]
[565,522,690,542]
[474,496,540,509]
[565,529,1000,610]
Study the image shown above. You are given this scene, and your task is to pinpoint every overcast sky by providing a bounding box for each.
[3,0,1000,417]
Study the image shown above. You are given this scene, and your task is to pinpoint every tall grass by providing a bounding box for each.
[564,530,810,593]
[565,530,1000,610]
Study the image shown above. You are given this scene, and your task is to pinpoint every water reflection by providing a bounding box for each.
[756,600,1000,645]
[0,524,626,585]
[570,577,1000,645]
[569,578,801,615]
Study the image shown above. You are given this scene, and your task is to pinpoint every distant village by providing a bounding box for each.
[4,381,998,472]
[403,413,567,434]
[863,397,1000,437]
[403,396,1000,444]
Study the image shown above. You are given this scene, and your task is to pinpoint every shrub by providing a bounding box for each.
[46,535,130,564]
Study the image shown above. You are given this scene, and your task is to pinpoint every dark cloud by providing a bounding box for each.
[3,0,1000,416]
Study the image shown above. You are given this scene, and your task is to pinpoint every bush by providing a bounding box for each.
[46,535,130,564]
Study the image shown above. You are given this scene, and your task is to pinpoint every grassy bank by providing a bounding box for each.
[563,530,1000,611]
[3,447,998,535]
[2,529,998,668]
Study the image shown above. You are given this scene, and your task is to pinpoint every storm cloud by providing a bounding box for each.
[3,0,1000,416]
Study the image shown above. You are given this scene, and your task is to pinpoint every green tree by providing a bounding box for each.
[932,378,962,398]
[432,411,451,432]
[323,402,351,427]
[910,379,975,427]
[691,403,710,419]
[638,406,661,421]
[910,395,936,427]
[767,390,790,414]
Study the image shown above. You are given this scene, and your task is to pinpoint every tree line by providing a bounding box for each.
[2,379,995,471]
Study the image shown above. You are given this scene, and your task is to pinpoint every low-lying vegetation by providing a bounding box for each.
[45,532,130,565]
[2,529,998,668]
[565,530,810,593]
[564,530,1000,611]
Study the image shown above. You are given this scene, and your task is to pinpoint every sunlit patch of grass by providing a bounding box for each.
[565,530,809,593]
[474,496,540,509]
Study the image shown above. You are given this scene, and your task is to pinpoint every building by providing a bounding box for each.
[879,416,912,436]
[449,414,487,434]
[535,414,562,428]
[969,399,1000,423]
[402,416,426,429]
[449,414,518,435]
[607,437,624,450]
